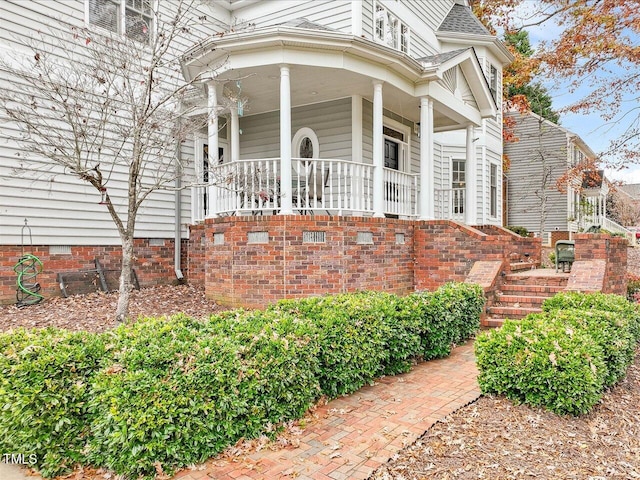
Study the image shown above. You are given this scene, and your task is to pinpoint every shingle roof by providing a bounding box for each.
[276,18,335,31]
[417,48,470,67]
[438,4,491,36]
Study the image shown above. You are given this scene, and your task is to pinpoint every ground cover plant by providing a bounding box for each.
[0,283,484,479]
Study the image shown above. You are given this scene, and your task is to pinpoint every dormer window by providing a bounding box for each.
[88,0,153,44]
[375,3,410,54]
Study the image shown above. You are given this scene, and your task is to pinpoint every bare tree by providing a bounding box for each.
[608,188,640,227]
[0,1,216,322]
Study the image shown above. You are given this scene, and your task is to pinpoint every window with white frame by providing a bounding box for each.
[489,64,498,101]
[375,3,410,54]
[490,163,498,218]
[88,0,153,44]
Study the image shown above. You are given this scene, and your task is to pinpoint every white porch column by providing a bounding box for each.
[279,65,293,215]
[419,97,434,220]
[465,125,477,225]
[206,80,220,217]
[230,105,240,162]
[372,80,384,217]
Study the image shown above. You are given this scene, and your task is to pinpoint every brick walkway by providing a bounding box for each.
[175,341,480,480]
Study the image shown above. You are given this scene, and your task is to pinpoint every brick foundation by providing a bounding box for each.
[0,239,185,304]
[199,216,542,309]
[202,216,415,309]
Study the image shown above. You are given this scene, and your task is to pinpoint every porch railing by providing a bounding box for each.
[434,188,465,222]
[192,158,418,220]
[601,217,636,246]
[383,167,418,216]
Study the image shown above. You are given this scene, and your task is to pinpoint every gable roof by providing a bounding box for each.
[417,48,470,67]
[438,4,492,36]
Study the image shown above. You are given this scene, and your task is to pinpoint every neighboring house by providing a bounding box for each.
[0,0,516,306]
[504,110,631,245]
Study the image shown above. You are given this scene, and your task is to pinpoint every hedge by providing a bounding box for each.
[0,283,484,478]
[476,292,639,416]
[475,315,606,415]
[0,328,110,477]
[542,291,640,341]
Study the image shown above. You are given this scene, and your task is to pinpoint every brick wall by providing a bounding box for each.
[201,215,414,309]
[199,217,541,308]
[573,233,628,295]
[1,239,181,304]
[414,221,541,291]
[551,230,570,245]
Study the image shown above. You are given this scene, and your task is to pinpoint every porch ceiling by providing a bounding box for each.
[212,63,456,127]
[182,26,491,129]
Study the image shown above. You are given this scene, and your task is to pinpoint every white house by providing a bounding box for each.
[0,0,513,304]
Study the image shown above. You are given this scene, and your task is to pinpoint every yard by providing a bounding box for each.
[1,281,639,479]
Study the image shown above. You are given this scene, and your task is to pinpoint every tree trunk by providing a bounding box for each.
[115,234,134,323]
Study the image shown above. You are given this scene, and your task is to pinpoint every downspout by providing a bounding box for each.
[174,116,184,281]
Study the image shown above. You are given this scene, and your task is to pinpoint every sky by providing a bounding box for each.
[513,2,640,185]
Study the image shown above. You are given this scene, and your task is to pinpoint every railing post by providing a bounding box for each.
[206,80,221,217]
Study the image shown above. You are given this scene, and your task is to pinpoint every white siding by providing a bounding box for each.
[238,98,352,161]
[0,0,215,245]
[360,0,449,58]
[230,0,353,33]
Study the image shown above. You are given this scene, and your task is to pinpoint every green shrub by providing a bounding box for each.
[273,292,400,396]
[0,328,109,477]
[506,225,529,236]
[88,314,320,479]
[627,275,640,302]
[1,284,485,478]
[475,315,606,415]
[404,283,484,360]
[543,291,640,341]
[544,309,635,386]
[203,310,321,429]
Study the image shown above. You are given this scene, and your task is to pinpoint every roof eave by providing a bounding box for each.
[181,26,439,83]
[436,32,514,66]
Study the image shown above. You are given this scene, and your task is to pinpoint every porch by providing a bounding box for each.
[192,158,471,220]
[182,21,500,225]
